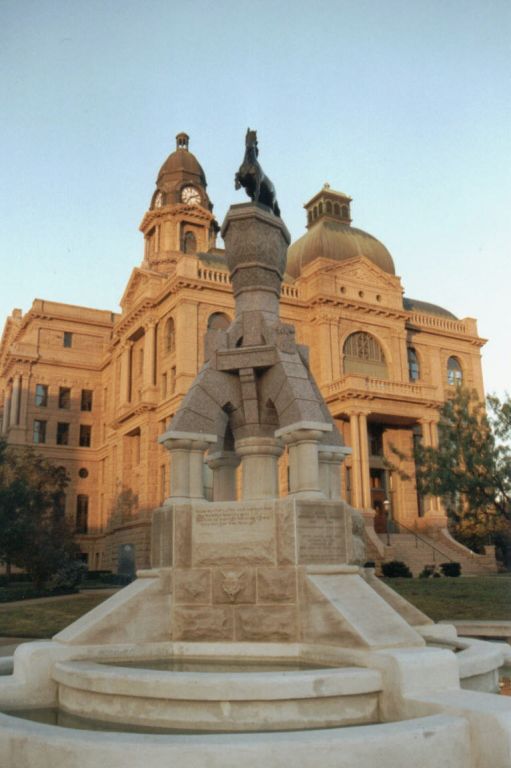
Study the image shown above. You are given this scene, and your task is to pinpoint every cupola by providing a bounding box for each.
[305,183,352,227]
[286,184,395,279]
[149,133,212,212]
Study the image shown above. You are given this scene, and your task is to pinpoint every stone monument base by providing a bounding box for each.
[53,499,423,650]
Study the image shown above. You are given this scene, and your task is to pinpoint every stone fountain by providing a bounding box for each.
[0,132,510,767]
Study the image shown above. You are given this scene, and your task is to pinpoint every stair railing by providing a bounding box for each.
[389,519,454,564]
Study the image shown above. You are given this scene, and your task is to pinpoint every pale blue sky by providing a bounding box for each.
[1,0,509,395]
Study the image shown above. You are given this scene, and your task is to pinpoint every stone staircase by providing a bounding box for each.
[375,531,497,577]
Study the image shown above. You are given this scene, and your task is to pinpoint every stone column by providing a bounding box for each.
[358,412,372,509]
[119,343,131,406]
[176,301,198,391]
[420,418,447,529]
[349,412,363,508]
[1,386,11,434]
[312,309,339,385]
[235,437,283,500]
[167,439,190,502]
[142,319,157,395]
[276,422,333,499]
[159,430,217,502]
[18,371,30,428]
[189,440,213,499]
[318,445,352,499]
[206,451,241,501]
[9,375,21,427]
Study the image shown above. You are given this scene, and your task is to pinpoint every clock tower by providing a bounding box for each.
[139,133,219,272]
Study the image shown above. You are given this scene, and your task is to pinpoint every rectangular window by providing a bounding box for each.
[170,366,176,393]
[76,494,89,534]
[58,387,71,409]
[56,422,70,446]
[35,383,48,407]
[63,332,73,348]
[79,424,92,447]
[33,419,46,444]
[81,389,93,411]
[161,372,167,398]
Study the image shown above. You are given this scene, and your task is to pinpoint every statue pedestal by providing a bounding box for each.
[147,497,420,648]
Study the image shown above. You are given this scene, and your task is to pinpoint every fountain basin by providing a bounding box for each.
[52,654,382,731]
[0,710,472,768]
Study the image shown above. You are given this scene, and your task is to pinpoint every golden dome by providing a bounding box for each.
[286,185,395,278]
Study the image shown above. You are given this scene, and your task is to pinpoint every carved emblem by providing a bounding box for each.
[221,570,244,602]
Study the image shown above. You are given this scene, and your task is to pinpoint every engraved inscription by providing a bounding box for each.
[297,507,347,564]
[192,505,276,566]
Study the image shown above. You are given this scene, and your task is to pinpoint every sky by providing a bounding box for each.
[1,0,510,396]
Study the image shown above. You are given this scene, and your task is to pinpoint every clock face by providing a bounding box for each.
[154,191,163,208]
[181,186,201,205]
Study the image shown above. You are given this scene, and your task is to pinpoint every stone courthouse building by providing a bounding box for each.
[0,134,491,573]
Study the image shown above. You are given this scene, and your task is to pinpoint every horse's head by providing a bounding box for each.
[245,128,258,148]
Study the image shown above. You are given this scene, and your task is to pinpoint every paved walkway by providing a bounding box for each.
[441,620,511,642]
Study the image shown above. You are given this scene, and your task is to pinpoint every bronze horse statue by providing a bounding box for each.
[235,129,281,216]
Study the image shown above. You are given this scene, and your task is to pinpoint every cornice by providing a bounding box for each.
[110,401,157,428]
[139,203,214,233]
[308,296,408,322]
[114,298,156,339]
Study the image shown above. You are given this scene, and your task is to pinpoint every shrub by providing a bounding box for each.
[419,565,437,579]
[440,562,461,577]
[47,560,86,592]
[381,560,412,578]
[84,570,114,582]
[0,573,32,586]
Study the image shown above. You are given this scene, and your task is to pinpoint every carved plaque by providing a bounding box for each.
[192,504,276,566]
[297,505,347,564]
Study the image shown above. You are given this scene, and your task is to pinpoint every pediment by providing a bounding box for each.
[332,255,401,290]
[120,268,164,311]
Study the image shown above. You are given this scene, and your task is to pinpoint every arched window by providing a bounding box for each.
[341,205,349,219]
[326,201,332,214]
[207,312,230,331]
[334,203,340,216]
[407,347,420,381]
[318,202,323,215]
[183,231,197,253]
[165,318,175,354]
[343,332,388,379]
[76,495,88,534]
[447,356,463,386]
[313,206,318,219]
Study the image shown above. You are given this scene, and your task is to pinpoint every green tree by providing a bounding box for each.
[414,388,511,555]
[0,438,79,588]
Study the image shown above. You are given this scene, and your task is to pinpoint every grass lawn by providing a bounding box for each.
[0,593,114,638]
[383,575,511,622]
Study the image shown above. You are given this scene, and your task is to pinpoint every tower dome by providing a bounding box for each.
[286,185,395,279]
[150,133,212,212]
